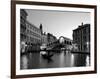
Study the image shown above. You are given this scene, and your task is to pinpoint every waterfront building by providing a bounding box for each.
[20,9,42,51]
[47,33,57,45]
[39,24,48,45]
[20,9,28,42]
[41,32,47,45]
[20,9,57,51]
[26,21,42,51]
[73,23,90,52]
[26,21,41,45]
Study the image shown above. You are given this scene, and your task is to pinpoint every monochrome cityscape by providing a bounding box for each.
[20,9,90,69]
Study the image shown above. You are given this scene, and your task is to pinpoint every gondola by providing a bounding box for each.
[40,51,54,59]
[42,53,53,59]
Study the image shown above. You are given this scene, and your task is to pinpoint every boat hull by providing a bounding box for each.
[42,54,53,59]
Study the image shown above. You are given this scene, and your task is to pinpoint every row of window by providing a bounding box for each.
[26,29,41,39]
[28,36,41,44]
[20,16,26,24]
[20,10,27,19]
[20,34,26,41]
[77,44,90,51]
[26,22,41,34]
[74,35,90,43]
[73,27,90,35]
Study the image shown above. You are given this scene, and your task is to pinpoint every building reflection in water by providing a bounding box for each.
[86,55,90,66]
[59,51,65,67]
[20,51,90,69]
[20,54,28,69]
[70,54,74,67]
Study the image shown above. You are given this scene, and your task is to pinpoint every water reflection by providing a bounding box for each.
[20,51,90,69]
[20,54,28,69]
[70,54,74,67]
[73,54,87,66]
[86,55,90,66]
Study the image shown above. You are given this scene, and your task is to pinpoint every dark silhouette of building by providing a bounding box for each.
[73,23,90,53]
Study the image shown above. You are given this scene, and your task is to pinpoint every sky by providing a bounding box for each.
[25,9,90,39]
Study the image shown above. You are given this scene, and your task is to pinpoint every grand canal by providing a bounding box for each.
[20,51,90,69]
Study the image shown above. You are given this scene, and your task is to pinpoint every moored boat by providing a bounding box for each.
[40,51,54,59]
[42,54,53,59]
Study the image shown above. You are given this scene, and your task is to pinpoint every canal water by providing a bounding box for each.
[20,51,90,69]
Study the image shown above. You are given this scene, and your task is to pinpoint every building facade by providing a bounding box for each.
[20,9,42,51]
[20,9,58,51]
[20,9,28,42]
[26,21,42,45]
[39,24,48,45]
[47,33,57,45]
[41,33,47,44]
[73,23,90,52]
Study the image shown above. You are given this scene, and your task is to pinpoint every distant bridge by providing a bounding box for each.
[46,36,72,51]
